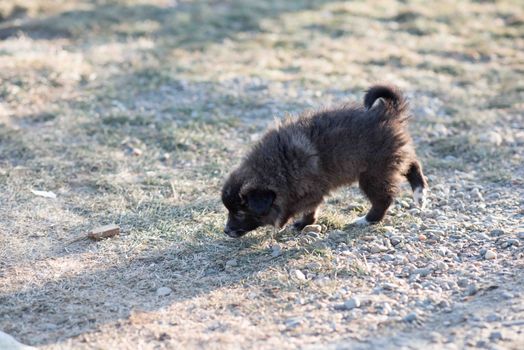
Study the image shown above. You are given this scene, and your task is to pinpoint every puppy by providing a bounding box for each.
[221,84,428,238]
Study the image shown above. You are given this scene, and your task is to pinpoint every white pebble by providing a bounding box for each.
[484,250,497,260]
[436,261,449,271]
[292,269,307,281]
[381,302,392,315]
[471,188,484,201]
[480,131,503,146]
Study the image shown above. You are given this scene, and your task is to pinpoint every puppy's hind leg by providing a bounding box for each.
[355,174,399,225]
[293,208,319,231]
[405,160,428,209]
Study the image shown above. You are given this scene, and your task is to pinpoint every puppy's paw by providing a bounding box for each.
[353,215,370,226]
[413,187,428,209]
[292,220,307,231]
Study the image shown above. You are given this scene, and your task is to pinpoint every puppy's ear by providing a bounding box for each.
[244,189,275,216]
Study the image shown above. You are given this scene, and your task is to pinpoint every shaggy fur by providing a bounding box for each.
[221,84,428,238]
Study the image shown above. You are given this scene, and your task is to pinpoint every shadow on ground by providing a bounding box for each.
[0,220,318,346]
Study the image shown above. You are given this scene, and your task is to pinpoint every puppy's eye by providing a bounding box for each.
[235,212,246,220]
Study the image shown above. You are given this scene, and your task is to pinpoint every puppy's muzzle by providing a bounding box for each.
[224,226,246,238]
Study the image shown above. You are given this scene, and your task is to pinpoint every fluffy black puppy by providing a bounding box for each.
[221,84,427,238]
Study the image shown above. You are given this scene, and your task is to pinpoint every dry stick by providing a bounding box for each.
[66,224,120,245]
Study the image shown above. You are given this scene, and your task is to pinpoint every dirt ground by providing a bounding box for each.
[1,0,523,349]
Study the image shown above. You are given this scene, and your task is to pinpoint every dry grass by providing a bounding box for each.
[1,0,523,349]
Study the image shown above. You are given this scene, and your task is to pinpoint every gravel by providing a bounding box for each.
[1,3,524,349]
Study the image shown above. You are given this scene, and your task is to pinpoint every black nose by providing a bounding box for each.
[224,227,244,238]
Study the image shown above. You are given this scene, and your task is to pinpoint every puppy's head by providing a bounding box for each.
[221,173,279,238]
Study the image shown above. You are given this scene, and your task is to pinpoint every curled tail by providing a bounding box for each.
[364,84,408,117]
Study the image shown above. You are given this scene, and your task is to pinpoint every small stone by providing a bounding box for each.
[484,250,497,260]
[382,282,398,291]
[517,231,524,240]
[471,188,484,201]
[404,312,418,322]
[362,235,375,241]
[480,131,503,146]
[436,261,448,271]
[457,278,469,288]
[437,247,449,256]
[399,200,410,208]
[370,244,388,254]
[382,254,395,262]
[131,147,143,156]
[380,302,392,315]
[159,153,170,161]
[412,268,432,277]
[408,208,421,215]
[486,313,502,322]
[466,284,478,296]
[302,225,321,234]
[429,331,442,343]
[476,340,488,348]
[395,254,408,264]
[502,319,524,327]
[390,236,403,246]
[156,287,172,297]
[475,232,491,241]
[418,234,427,241]
[291,269,307,281]
[490,229,505,237]
[271,244,282,258]
[343,297,361,310]
[226,259,238,268]
[501,291,514,299]
[489,331,503,342]
[438,300,451,309]
[284,317,302,329]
